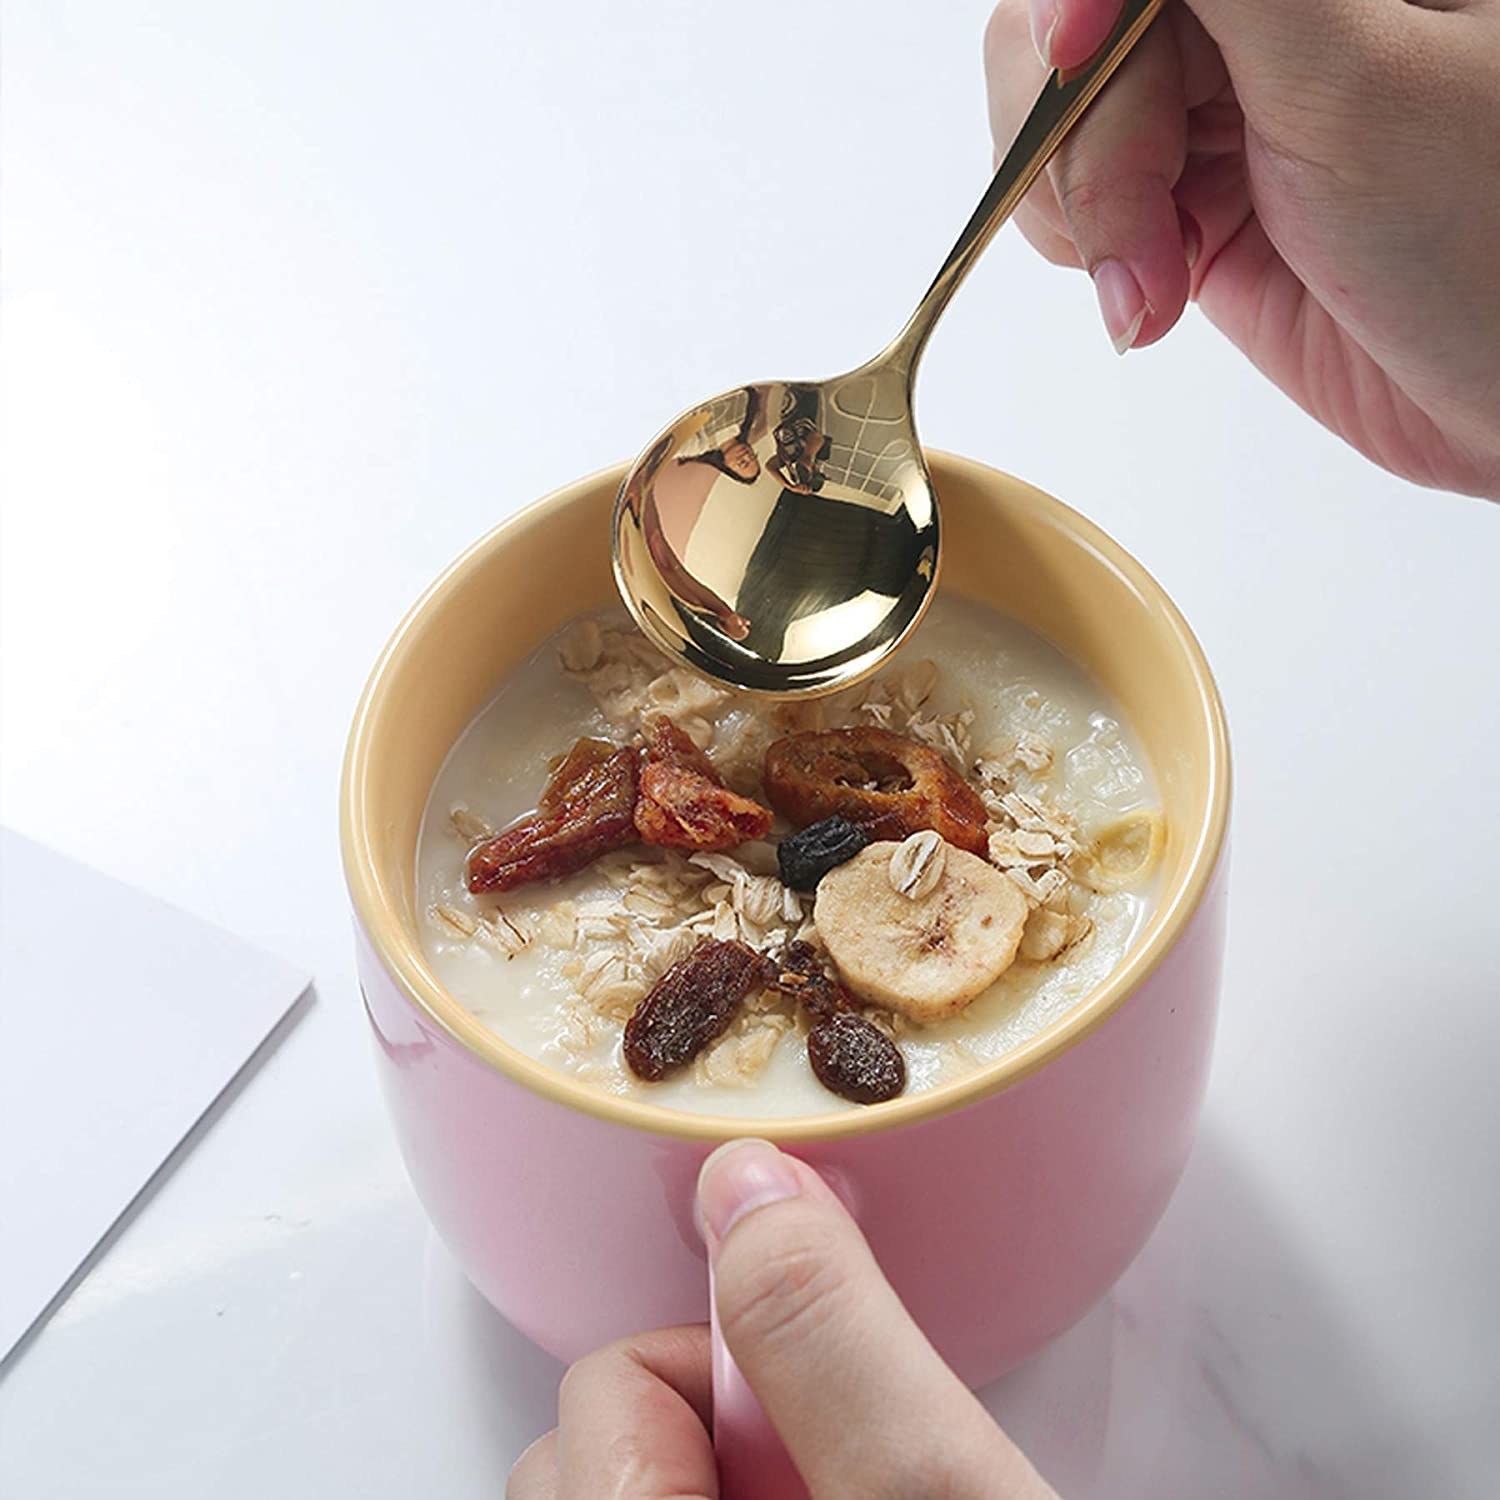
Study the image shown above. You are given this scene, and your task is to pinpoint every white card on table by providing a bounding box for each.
[0,829,312,1365]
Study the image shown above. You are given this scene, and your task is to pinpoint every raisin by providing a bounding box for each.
[777,816,868,892]
[634,716,773,851]
[807,1012,906,1105]
[763,727,988,854]
[763,940,855,1018]
[466,739,638,893]
[623,939,764,1081]
[764,943,907,1103]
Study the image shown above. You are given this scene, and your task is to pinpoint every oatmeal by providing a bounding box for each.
[416,595,1164,1117]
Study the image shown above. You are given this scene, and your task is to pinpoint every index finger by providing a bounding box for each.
[555,1325,718,1500]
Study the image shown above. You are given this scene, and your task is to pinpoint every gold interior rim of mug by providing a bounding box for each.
[340,454,1231,1143]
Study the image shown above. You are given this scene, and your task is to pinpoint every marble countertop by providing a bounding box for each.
[3,2,1497,1495]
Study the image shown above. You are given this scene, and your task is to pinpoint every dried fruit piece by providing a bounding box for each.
[807,1012,906,1104]
[813,841,1029,1019]
[467,739,638,893]
[635,714,773,851]
[776,816,869,892]
[763,727,988,854]
[539,738,629,813]
[640,713,718,779]
[761,942,906,1105]
[635,764,775,850]
[763,939,855,1018]
[623,938,765,1081]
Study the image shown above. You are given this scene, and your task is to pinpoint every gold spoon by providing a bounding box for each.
[613,0,1164,696]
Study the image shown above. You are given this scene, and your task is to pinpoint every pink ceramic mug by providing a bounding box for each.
[341,453,1230,1496]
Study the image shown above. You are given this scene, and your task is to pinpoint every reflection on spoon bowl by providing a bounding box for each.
[612,370,939,697]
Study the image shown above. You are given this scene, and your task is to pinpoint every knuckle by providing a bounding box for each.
[556,1348,605,1410]
[595,1432,656,1490]
[1036,235,1083,269]
[554,1359,660,1489]
[1016,203,1081,267]
[1017,177,1065,231]
[982,0,1030,71]
[717,1216,851,1355]
[1052,163,1163,247]
[1051,165,1111,227]
[504,1432,555,1498]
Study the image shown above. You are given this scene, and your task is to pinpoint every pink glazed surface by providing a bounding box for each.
[358,854,1225,1385]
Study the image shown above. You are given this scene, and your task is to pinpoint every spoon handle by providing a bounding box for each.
[886,0,1166,372]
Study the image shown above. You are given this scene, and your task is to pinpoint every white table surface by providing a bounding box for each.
[3,3,1497,1495]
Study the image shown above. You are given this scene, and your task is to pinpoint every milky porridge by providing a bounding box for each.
[416,595,1164,1118]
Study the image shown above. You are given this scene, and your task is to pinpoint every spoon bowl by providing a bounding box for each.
[613,0,1165,697]
[612,361,938,696]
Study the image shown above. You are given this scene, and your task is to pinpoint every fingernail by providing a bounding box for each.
[1091,259,1149,355]
[1179,208,1203,271]
[697,1139,802,1246]
[1029,0,1059,66]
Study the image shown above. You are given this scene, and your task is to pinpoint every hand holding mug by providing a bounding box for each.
[508,1141,1059,1499]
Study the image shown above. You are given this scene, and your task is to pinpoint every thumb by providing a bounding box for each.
[698,1140,1056,1498]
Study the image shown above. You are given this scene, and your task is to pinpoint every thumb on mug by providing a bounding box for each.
[698,1139,1055,1498]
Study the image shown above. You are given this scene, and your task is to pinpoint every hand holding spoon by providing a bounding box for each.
[613,0,1165,696]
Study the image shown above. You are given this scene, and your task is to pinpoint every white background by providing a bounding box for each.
[3,2,1497,1495]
